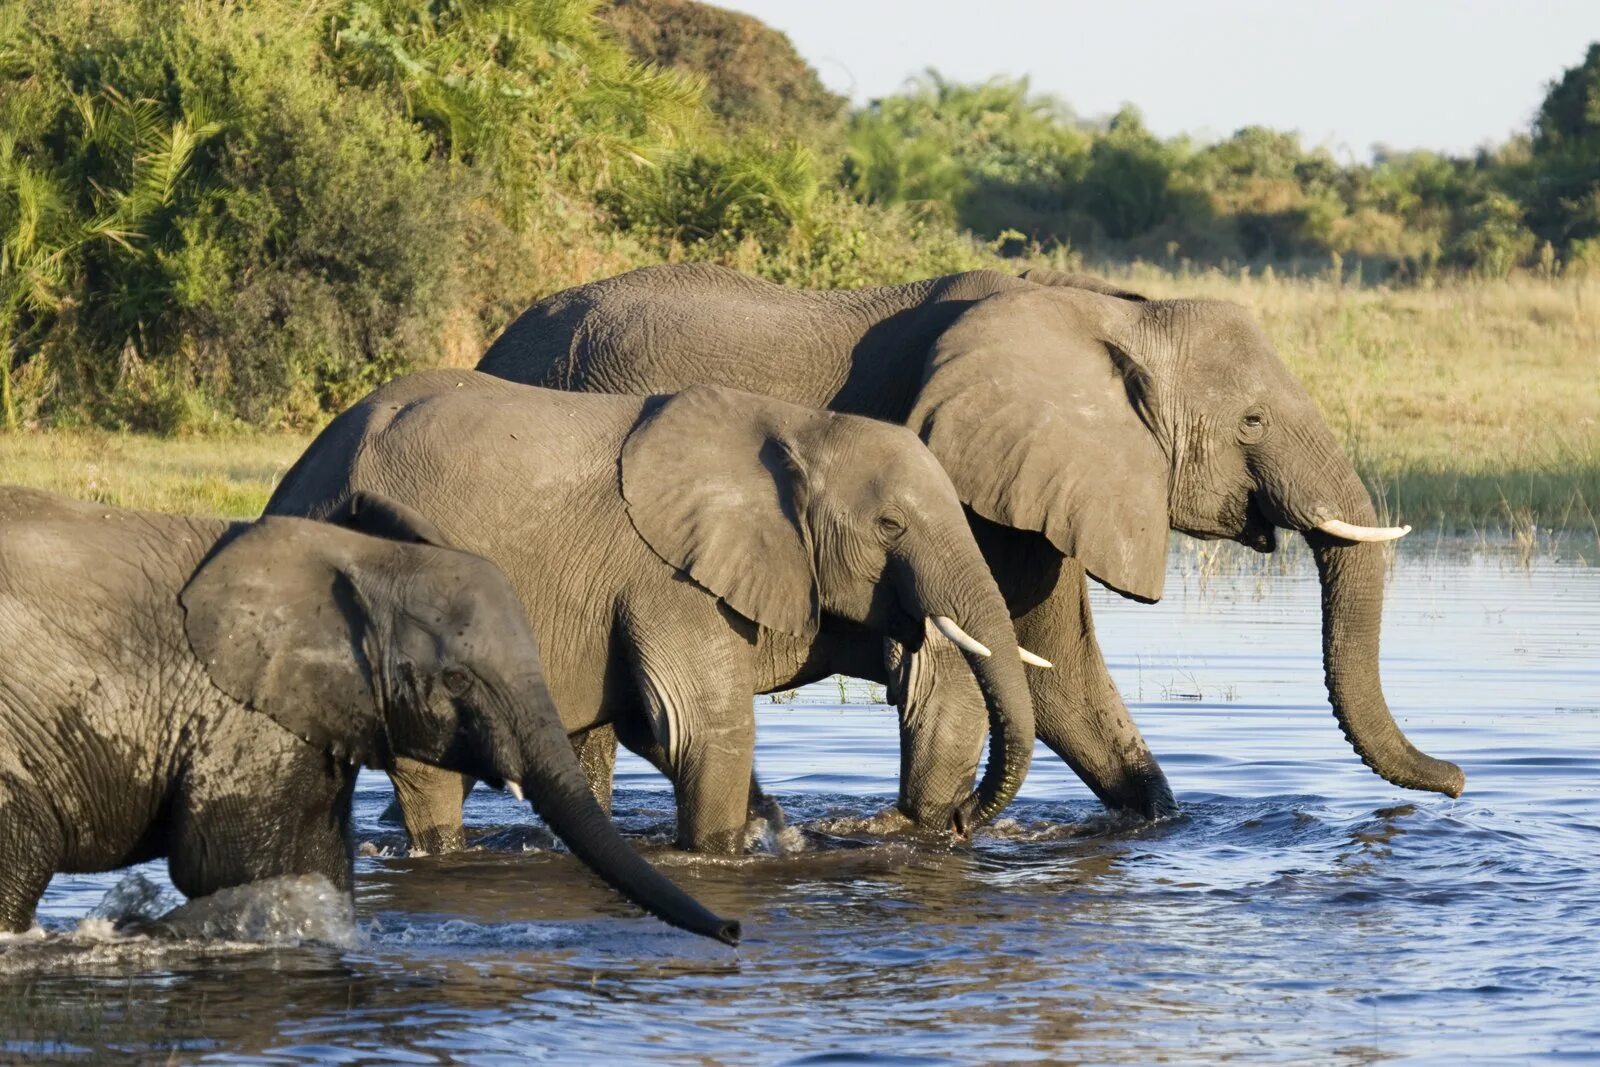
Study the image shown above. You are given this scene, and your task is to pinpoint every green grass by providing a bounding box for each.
[0,431,310,517]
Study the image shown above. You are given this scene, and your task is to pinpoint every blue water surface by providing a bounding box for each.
[5,537,1598,1064]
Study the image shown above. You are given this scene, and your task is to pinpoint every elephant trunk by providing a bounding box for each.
[910,536,1036,829]
[1270,452,1463,798]
[1307,524,1464,797]
[504,683,741,944]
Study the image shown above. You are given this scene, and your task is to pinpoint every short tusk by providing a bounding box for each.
[1019,647,1054,669]
[931,615,992,658]
[1314,518,1412,543]
[507,780,525,803]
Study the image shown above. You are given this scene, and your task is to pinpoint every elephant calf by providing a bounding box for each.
[268,375,1040,854]
[0,487,735,943]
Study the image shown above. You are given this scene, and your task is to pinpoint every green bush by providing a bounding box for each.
[5,0,1600,434]
[0,0,698,430]
[605,138,819,244]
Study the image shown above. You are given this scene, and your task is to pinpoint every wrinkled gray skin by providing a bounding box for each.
[473,263,1464,820]
[0,487,736,944]
[267,376,1036,854]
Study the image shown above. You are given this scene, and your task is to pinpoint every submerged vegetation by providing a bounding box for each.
[0,0,1595,528]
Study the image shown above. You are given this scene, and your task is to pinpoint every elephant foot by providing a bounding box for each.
[407,824,468,856]
[741,797,806,854]
[1097,763,1179,822]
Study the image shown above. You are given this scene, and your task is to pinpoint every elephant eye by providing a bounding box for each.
[440,667,473,697]
[876,512,907,540]
[1238,410,1269,442]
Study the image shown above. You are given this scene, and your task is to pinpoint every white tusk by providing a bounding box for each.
[1019,647,1054,669]
[507,780,525,803]
[931,615,992,658]
[1314,518,1412,543]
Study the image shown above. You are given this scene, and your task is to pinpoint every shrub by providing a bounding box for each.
[0,0,698,429]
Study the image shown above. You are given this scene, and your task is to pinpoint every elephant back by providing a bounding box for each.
[477,265,1052,423]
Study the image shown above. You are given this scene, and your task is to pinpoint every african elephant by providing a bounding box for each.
[0,486,736,944]
[266,374,1038,854]
[474,263,1465,817]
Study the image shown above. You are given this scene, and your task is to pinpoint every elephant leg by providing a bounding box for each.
[612,714,782,836]
[628,638,757,853]
[573,722,618,815]
[667,705,756,854]
[389,757,477,855]
[0,791,57,933]
[885,623,987,831]
[1016,560,1176,819]
[169,753,357,899]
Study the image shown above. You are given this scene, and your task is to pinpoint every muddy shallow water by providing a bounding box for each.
[4,537,1598,1064]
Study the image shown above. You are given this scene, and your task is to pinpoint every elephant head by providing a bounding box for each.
[909,284,1463,798]
[180,491,739,944]
[621,384,1038,828]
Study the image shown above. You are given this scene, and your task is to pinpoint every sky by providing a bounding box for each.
[712,0,1600,160]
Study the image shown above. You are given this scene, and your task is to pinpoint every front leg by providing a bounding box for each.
[626,610,758,854]
[608,714,784,841]
[169,734,358,901]
[970,515,1176,820]
[1014,559,1176,819]
[0,787,59,933]
[389,758,477,854]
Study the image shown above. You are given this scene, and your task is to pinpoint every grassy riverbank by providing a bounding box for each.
[0,431,309,517]
[1,271,1594,530]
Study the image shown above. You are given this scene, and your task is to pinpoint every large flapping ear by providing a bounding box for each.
[622,384,821,637]
[1019,267,1149,303]
[909,287,1171,603]
[181,518,384,762]
[324,490,449,547]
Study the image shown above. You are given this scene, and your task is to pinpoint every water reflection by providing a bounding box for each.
[4,543,1598,1063]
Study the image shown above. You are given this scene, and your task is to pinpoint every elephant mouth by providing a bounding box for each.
[1240,495,1277,553]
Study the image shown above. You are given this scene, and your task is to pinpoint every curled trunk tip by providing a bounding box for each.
[1310,532,1464,799]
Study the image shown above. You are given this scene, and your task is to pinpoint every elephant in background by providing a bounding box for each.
[0,487,736,944]
[267,375,1038,854]
[476,263,1464,814]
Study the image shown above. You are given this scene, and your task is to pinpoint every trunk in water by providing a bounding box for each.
[510,691,740,944]
[916,546,1037,829]
[959,627,1037,827]
[1308,519,1464,798]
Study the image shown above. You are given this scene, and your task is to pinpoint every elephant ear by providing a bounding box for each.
[1019,267,1149,303]
[622,385,820,637]
[324,490,448,547]
[182,518,383,762]
[909,287,1171,603]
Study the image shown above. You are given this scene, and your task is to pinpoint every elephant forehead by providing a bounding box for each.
[820,418,940,473]
[1172,303,1286,374]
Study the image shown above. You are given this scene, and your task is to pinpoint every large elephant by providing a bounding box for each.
[0,486,736,944]
[266,374,1037,853]
[475,263,1465,817]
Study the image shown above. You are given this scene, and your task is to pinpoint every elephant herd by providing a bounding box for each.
[0,264,1462,947]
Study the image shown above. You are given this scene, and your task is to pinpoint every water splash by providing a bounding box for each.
[143,875,356,947]
[0,873,357,975]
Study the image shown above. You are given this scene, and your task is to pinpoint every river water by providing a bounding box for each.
[3,537,1597,1064]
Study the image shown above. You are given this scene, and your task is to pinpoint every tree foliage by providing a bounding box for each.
[2,0,1597,431]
